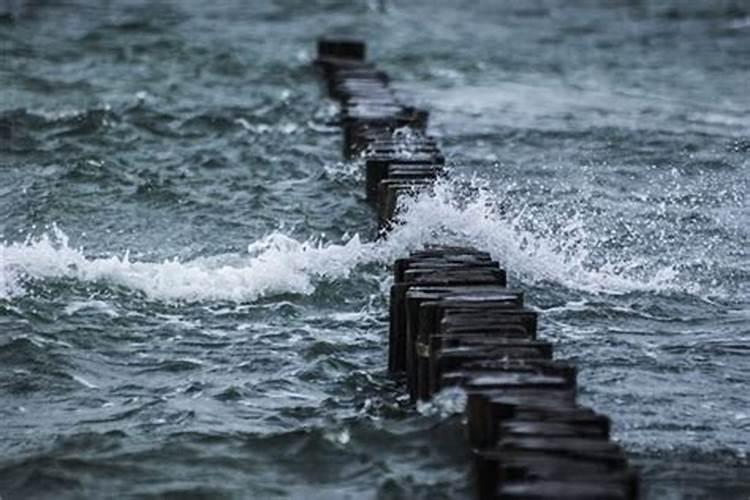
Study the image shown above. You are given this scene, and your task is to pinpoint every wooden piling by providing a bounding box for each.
[313,37,639,500]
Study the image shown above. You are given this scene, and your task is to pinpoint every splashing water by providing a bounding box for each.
[1,177,703,303]
[1,225,367,302]
[390,179,687,295]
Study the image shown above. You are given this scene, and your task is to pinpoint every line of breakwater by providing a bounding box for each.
[314,37,639,500]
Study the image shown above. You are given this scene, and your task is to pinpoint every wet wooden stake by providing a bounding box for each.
[314,37,639,500]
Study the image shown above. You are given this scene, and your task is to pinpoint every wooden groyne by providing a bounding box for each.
[314,37,639,500]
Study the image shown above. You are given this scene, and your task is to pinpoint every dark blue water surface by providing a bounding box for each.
[1,1,749,498]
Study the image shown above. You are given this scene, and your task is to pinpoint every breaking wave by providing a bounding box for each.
[1,179,715,302]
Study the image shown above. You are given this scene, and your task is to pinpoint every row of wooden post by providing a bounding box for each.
[314,37,639,500]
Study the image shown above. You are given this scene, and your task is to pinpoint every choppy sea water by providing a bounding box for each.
[1,1,748,498]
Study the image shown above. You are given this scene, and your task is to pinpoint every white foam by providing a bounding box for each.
[417,386,467,418]
[1,178,696,303]
[386,179,686,295]
[63,300,120,318]
[0,244,24,299]
[0,226,371,302]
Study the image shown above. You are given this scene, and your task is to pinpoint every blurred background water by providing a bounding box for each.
[1,1,748,498]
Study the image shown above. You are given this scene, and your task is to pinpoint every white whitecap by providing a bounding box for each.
[0,177,700,303]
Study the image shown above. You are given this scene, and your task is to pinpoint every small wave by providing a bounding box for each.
[1,176,715,302]
[63,300,120,318]
[0,107,119,150]
[0,225,371,302]
[387,179,688,295]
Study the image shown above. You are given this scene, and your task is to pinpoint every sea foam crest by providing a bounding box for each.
[0,226,369,302]
[387,179,684,295]
[1,179,688,302]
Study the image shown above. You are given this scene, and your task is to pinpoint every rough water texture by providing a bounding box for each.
[1,1,748,499]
